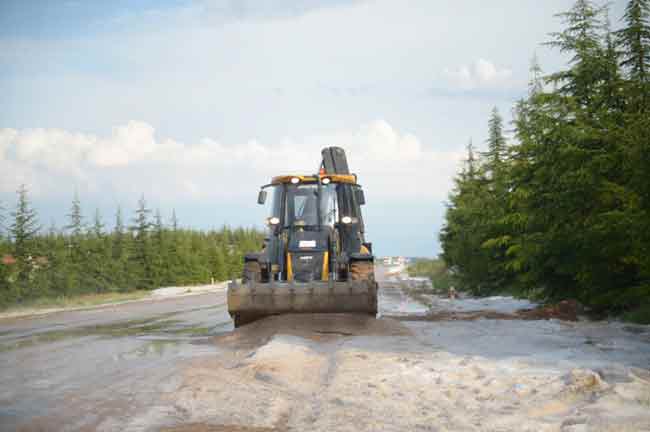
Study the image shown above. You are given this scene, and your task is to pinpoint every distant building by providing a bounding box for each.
[382,256,408,266]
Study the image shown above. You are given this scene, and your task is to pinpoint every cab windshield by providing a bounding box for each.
[285,183,338,227]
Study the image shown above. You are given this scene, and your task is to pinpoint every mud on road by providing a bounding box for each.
[2,273,650,431]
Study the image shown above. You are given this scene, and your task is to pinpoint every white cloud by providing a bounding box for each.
[443,58,513,90]
[88,121,156,167]
[0,121,464,202]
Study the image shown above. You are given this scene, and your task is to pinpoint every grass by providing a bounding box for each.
[0,290,151,316]
[622,303,650,325]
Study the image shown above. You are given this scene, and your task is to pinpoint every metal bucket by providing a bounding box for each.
[227,279,378,326]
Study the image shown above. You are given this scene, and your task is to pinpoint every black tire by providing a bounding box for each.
[350,260,375,282]
[350,261,378,316]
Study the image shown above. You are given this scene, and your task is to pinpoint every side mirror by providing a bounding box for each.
[257,190,267,205]
[356,189,366,205]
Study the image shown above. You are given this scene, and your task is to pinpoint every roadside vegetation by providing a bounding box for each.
[0,190,263,310]
[1,291,151,316]
[407,258,453,295]
[440,0,650,322]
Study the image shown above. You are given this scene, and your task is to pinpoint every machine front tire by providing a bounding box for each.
[350,261,375,282]
[350,261,378,316]
[242,261,262,283]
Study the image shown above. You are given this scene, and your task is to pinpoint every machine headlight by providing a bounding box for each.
[290,177,300,184]
[268,217,280,225]
[322,177,331,185]
[341,216,352,224]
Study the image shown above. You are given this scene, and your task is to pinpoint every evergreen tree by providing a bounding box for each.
[464,139,477,181]
[66,193,84,237]
[164,210,184,286]
[546,0,607,108]
[91,208,105,237]
[10,185,40,262]
[440,143,494,294]
[211,244,227,281]
[110,206,130,291]
[10,185,40,295]
[130,196,153,289]
[65,193,85,263]
[483,107,507,175]
[63,193,86,294]
[617,0,650,84]
[150,209,166,287]
[113,206,126,260]
[86,209,111,292]
[528,53,544,96]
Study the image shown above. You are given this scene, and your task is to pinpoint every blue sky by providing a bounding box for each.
[0,0,627,257]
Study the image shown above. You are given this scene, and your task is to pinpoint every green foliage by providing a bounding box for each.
[617,0,650,83]
[407,258,453,293]
[440,0,650,315]
[622,300,650,324]
[0,189,264,309]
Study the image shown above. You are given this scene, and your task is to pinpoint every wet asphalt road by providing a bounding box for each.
[0,291,231,431]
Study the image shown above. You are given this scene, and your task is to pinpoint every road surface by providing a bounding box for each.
[1,267,650,431]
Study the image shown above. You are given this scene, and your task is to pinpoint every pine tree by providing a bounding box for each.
[164,209,183,286]
[546,0,607,108]
[110,206,130,291]
[10,185,40,293]
[62,193,87,294]
[617,0,650,84]
[65,192,85,264]
[65,192,84,238]
[10,185,40,262]
[464,139,477,181]
[85,209,111,292]
[113,206,126,260]
[440,142,496,294]
[528,52,544,96]
[211,244,227,281]
[150,209,166,287]
[130,196,153,289]
[483,107,507,174]
[91,208,105,237]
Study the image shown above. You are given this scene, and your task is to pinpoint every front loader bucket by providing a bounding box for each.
[227,280,378,327]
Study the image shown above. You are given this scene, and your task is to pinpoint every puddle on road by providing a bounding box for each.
[0,312,231,353]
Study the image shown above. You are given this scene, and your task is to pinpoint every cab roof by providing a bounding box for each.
[271,174,357,185]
